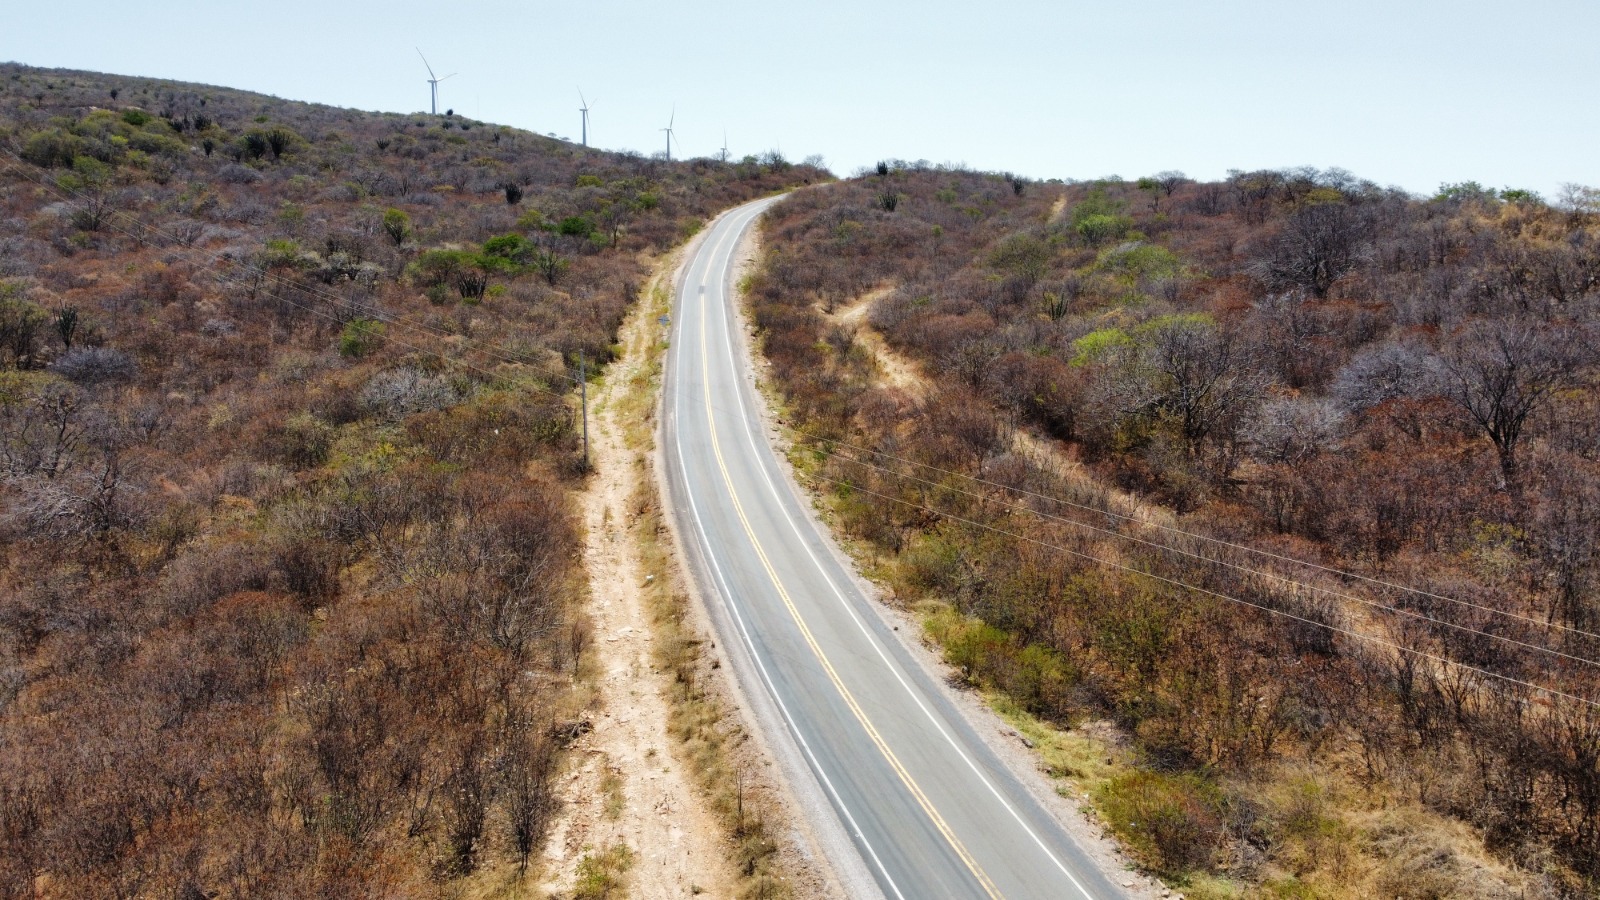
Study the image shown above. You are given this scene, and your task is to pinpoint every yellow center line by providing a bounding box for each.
[696,262,1005,900]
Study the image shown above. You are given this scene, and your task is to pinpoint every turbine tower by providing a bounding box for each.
[416,48,456,115]
[661,106,676,161]
[719,129,730,163]
[578,89,593,147]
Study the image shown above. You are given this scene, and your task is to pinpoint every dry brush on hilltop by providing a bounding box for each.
[750,162,1600,897]
[0,62,823,898]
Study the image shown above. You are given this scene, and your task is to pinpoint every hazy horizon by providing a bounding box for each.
[4,0,1596,198]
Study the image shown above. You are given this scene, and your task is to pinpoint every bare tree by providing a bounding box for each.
[1434,320,1584,487]
[1251,203,1370,298]
[1155,170,1188,197]
[1243,396,1344,464]
[500,717,555,872]
[1331,341,1433,414]
[0,378,83,478]
[1141,316,1266,460]
[1532,471,1600,628]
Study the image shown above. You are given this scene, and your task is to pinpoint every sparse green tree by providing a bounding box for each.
[56,156,118,232]
[338,317,385,358]
[987,232,1051,288]
[381,207,412,247]
[55,307,79,349]
[529,246,568,285]
[1070,188,1133,245]
[0,298,51,369]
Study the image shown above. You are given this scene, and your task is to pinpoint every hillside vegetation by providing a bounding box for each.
[0,62,821,898]
[751,165,1600,896]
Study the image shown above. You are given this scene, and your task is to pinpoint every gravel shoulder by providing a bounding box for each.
[536,245,739,899]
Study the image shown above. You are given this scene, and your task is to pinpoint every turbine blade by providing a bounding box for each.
[416,47,435,80]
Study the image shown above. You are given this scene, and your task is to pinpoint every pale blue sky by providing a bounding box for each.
[4,0,1595,196]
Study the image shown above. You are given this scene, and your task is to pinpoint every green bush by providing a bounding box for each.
[481,233,535,266]
[573,845,634,899]
[1076,213,1135,245]
[1096,769,1225,874]
[556,215,594,238]
[1070,327,1134,367]
[412,248,499,301]
[1071,188,1135,245]
[0,297,51,367]
[901,532,965,596]
[381,208,411,246]
[1097,242,1182,280]
[942,615,1010,683]
[1008,642,1078,719]
[987,232,1052,285]
[924,603,1079,716]
[338,317,385,358]
[20,129,83,168]
[1088,578,1177,682]
[126,128,186,157]
[276,412,335,469]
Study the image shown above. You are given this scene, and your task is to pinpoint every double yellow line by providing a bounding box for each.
[696,252,1004,900]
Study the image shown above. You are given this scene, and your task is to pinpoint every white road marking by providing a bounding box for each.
[668,203,908,900]
[705,204,1100,899]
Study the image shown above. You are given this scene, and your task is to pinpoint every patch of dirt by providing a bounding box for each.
[538,259,739,900]
[825,289,924,397]
[825,288,1163,527]
[1047,191,1068,224]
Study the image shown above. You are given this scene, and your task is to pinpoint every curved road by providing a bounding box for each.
[660,196,1127,900]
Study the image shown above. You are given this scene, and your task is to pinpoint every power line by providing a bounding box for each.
[17,145,1577,670]
[810,471,1600,710]
[794,427,1600,642]
[819,444,1600,670]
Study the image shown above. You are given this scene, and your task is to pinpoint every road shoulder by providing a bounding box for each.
[648,203,874,899]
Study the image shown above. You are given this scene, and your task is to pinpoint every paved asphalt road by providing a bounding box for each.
[660,196,1129,900]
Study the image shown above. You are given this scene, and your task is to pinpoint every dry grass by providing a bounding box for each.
[777,397,1543,898]
[599,756,626,821]
[572,844,635,900]
[607,254,792,900]
[981,680,1535,900]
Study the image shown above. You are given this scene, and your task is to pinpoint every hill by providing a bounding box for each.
[750,164,1600,896]
[0,61,822,898]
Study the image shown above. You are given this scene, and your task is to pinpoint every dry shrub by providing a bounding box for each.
[1096,769,1225,875]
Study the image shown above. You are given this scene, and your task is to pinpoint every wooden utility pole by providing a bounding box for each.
[579,351,589,469]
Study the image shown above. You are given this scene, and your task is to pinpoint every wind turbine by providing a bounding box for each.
[416,48,456,115]
[719,129,730,163]
[661,106,677,161]
[578,89,593,147]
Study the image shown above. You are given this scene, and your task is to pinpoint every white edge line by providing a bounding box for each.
[667,202,908,900]
[708,203,1104,899]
